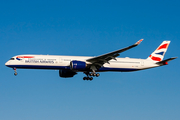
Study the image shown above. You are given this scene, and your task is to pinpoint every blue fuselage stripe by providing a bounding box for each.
[6,65,139,72]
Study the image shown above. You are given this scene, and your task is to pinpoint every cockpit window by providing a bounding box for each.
[10,58,15,60]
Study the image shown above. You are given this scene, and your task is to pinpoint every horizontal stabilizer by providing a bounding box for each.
[156,57,177,65]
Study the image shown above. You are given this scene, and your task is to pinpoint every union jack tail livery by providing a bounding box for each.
[147,41,170,62]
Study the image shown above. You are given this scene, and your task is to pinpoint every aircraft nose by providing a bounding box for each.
[5,61,10,66]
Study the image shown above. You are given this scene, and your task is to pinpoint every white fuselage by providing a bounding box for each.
[5,54,159,72]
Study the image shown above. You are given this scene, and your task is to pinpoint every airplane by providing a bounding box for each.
[5,39,177,80]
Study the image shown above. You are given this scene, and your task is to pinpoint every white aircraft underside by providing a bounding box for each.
[5,39,177,80]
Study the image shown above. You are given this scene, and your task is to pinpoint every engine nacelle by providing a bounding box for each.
[70,60,87,70]
[59,70,77,78]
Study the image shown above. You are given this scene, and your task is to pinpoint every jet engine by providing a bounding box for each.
[59,70,77,78]
[70,60,87,70]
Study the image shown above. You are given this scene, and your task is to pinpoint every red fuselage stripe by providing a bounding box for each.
[17,56,34,58]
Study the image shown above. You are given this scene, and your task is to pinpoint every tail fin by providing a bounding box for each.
[147,41,171,62]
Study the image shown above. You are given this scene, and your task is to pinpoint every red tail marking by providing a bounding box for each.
[157,43,168,50]
[151,56,161,61]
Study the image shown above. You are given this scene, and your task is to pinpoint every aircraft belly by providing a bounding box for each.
[101,63,140,72]
[98,67,139,72]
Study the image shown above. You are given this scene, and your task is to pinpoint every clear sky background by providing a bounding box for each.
[0,0,180,120]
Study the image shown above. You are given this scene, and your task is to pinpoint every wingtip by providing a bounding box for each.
[135,39,144,45]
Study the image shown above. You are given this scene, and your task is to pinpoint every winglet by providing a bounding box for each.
[135,39,144,45]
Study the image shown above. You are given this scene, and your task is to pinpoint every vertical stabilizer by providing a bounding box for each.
[147,41,171,62]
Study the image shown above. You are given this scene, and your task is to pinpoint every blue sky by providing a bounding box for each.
[0,0,180,120]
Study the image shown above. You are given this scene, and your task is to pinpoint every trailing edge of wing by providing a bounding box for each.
[86,39,144,64]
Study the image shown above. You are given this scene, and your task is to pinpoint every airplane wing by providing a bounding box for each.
[86,39,143,66]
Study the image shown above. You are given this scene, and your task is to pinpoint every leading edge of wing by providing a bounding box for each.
[86,39,144,63]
